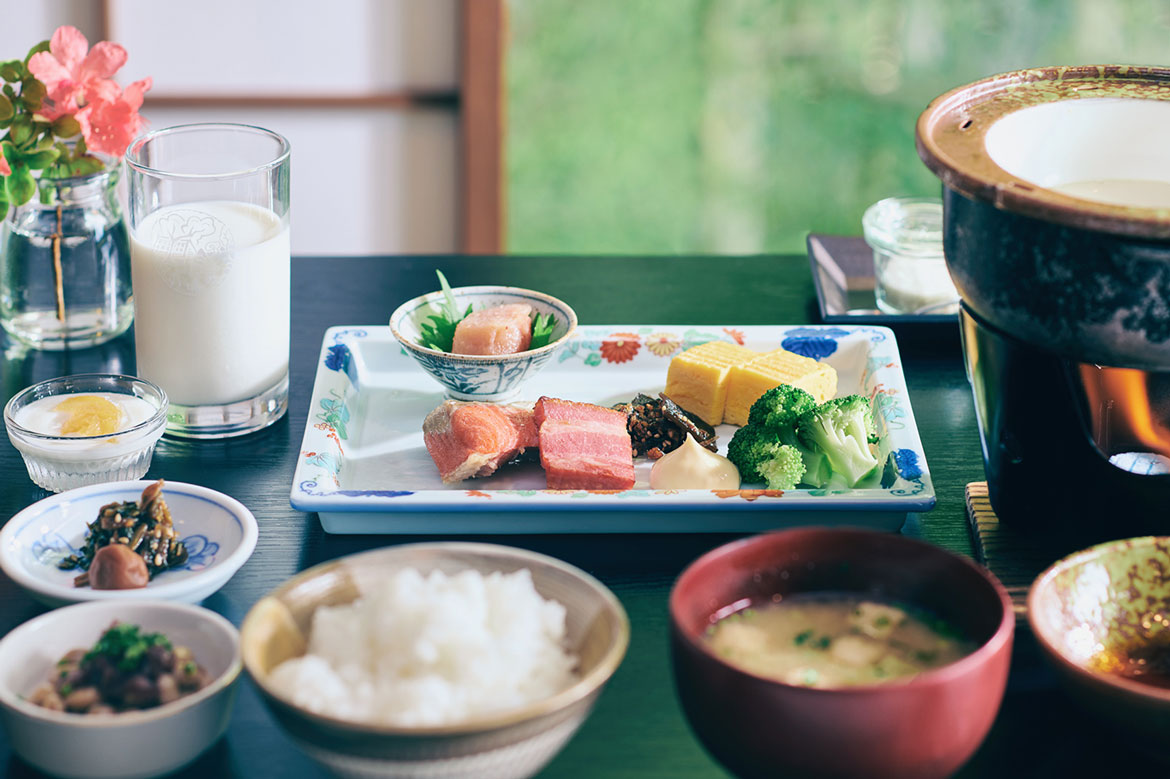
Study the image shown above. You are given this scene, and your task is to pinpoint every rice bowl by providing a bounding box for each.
[266,567,580,727]
[241,542,628,779]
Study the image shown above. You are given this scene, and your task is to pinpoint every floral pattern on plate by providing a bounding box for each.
[291,324,934,533]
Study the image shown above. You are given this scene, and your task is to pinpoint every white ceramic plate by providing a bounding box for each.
[291,324,934,533]
[0,480,258,607]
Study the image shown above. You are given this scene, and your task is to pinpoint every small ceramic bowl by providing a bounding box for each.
[1028,536,1170,744]
[4,374,168,492]
[670,528,1014,779]
[241,542,628,779]
[389,285,578,401]
[0,599,241,779]
[0,480,259,607]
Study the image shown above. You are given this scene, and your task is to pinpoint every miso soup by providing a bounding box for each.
[704,594,975,688]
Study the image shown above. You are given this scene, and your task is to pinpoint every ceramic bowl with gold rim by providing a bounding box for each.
[1028,535,1170,743]
[0,600,241,779]
[240,542,629,779]
[389,286,578,401]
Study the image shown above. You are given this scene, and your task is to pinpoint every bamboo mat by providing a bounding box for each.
[965,482,1052,619]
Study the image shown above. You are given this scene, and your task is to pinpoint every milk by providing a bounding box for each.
[130,201,290,406]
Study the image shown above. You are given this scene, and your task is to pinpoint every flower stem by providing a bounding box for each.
[52,202,64,322]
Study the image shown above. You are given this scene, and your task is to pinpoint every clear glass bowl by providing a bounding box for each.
[4,374,168,492]
[862,197,959,315]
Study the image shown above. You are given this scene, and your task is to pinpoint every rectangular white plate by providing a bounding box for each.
[291,325,934,533]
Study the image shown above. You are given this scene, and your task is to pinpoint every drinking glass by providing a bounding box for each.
[125,123,291,438]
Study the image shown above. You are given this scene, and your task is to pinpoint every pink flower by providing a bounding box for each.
[0,154,10,178]
[77,77,151,157]
[27,25,128,121]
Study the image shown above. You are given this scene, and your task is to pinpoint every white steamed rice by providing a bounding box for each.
[267,567,580,727]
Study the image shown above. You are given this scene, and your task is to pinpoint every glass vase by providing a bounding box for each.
[0,167,133,350]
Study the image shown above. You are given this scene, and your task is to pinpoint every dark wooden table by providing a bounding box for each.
[0,255,1157,777]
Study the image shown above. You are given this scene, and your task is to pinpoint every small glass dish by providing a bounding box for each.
[862,197,959,315]
[4,374,168,493]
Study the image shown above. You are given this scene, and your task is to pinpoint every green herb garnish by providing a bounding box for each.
[83,623,172,672]
[530,312,558,349]
[815,635,832,650]
[413,269,560,353]
[417,270,473,352]
[794,629,814,646]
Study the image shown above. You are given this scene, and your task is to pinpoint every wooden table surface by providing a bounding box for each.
[0,255,1158,777]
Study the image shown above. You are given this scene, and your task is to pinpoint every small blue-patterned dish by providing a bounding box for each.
[0,480,258,607]
[389,285,578,401]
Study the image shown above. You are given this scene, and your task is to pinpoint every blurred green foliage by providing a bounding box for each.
[507,0,1170,254]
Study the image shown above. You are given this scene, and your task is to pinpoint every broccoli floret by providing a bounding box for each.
[747,385,818,431]
[757,444,805,490]
[727,426,771,483]
[726,426,806,489]
[797,395,880,487]
[799,448,832,488]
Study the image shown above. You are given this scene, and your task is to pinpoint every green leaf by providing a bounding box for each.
[2,85,13,99]
[0,190,9,217]
[414,269,473,352]
[21,148,59,169]
[51,115,80,139]
[6,164,35,206]
[436,269,460,320]
[1,141,16,167]
[0,94,12,122]
[43,154,104,180]
[20,78,44,110]
[0,60,24,83]
[24,41,50,65]
[9,115,31,146]
[530,312,558,349]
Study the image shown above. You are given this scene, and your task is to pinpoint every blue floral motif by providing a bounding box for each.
[178,534,220,571]
[324,344,351,374]
[872,392,906,429]
[893,448,923,480]
[410,348,552,397]
[31,533,81,565]
[305,451,340,473]
[780,327,851,360]
[317,391,351,440]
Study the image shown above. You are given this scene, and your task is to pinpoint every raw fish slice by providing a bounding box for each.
[451,304,534,355]
[534,397,635,490]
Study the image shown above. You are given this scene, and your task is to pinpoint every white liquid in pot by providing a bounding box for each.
[130,201,290,406]
[1051,179,1170,209]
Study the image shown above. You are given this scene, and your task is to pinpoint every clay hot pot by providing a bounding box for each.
[917,66,1170,370]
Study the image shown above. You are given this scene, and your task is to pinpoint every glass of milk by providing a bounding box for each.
[125,124,291,438]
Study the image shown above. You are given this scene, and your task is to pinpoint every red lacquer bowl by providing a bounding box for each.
[669,528,1013,779]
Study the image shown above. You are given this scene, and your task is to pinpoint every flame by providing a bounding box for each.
[1078,364,1170,458]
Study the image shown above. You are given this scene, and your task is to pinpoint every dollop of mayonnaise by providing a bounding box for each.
[650,434,740,490]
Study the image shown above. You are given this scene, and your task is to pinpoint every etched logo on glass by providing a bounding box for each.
[149,209,236,295]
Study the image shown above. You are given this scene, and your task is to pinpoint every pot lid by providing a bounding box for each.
[917,66,1170,240]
